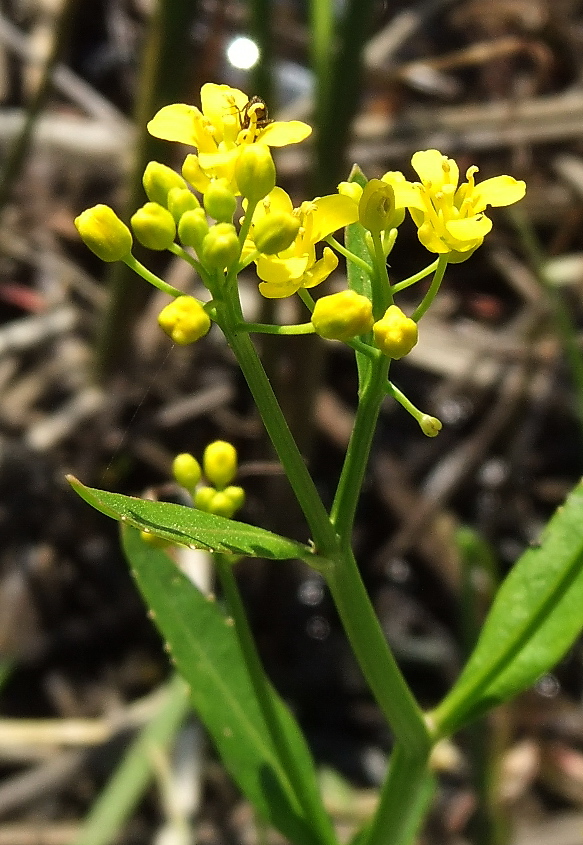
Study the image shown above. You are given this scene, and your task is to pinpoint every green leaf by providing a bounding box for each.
[67,476,324,564]
[434,479,583,735]
[122,527,324,845]
[345,165,372,385]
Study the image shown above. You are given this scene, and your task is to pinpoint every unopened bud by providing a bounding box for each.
[253,212,300,255]
[203,440,237,489]
[194,486,215,512]
[373,305,418,359]
[143,161,187,207]
[201,223,240,271]
[203,179,237,223]
[75,204,132,262]
[178,208,209,252]
[172,453,202,491]
[167,187,200,222]
[158,296,211,345]
[235,144,276,203]
[311,290,374,341]
[131,202,176,250]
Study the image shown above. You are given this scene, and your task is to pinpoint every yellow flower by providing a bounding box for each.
[398,150,526,259]
[246,187,359,298]
[147,84,311,190]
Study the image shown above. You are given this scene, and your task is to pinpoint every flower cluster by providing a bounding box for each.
[74,82,526,431]
[173,441,245,519]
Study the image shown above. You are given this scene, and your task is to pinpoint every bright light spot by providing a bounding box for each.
[226,36,260,70]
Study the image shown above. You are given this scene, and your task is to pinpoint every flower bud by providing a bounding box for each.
[222,485,245,514]
[172,452,202,491]
[131,202,176,250]
[235,144,276,203]
[167,187,200,223]
[178,208,209,252]
[206,486,245,518]
[358,179,401,234]
[419,414,442,437]
[158,295,211,345]
[201,223,240,271]
[203,179,238,223]
[253,212,300,255]
[74,204,132,262]
[182,154,211,193]
[311,290,374,341]
[203,440,237,489]
[373,305,418,359]
[143,161,187,207]
[194,486,215,512]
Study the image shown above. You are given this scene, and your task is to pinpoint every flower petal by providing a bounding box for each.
[310,194,359,241]
[303,248,338,288]
[257,121,312,146]
[446,214,492,243]
[411,150,459,190]
[147,104,203,146]
[256,254,309,284]
[471,176,526,211]
[201,83,247,125]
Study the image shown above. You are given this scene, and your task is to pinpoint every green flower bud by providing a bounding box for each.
[143,161,187,207]
[235,144,276,203]
[358,179,402,234]
[203,440,237,489]
[167,187,200,222]
[172,452,202,491]
[194,486,215,512]
[74,204,132,262]
[206,488,244,518]
[222,485,245,514]
[131,202,176,250]
[419,414,442,437]
[373,305,418,359]
[253,211,300,255]
[178,208,209,252]
[158,295,211,345]
[201,223,240,271]
[203,179,238,223]
[311,290,374,341]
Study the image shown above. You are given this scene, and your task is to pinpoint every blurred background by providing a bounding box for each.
[1,0,583,843]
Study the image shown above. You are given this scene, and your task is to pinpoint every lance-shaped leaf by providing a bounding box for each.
[67,476,325,565]
[121,527,325,845]
[433,479,583,736]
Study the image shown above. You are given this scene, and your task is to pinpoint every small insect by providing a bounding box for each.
[239,95,272,132]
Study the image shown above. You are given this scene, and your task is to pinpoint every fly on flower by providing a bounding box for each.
[238,96,272,132]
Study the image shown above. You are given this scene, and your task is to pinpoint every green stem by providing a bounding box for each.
[214,555,336,845]
[411,255,448,322]
[217,298,338,558]
[168,243,207,280]
[123,255,184,298]
[325,548,430,756]
[241,321,315,335]
[362,744,435,845]
[391,260,439,294]
[370,231,392,315]
[326,235,373,276]
[330,354,389,543]
[386,380,426,426]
